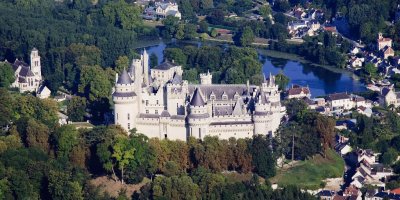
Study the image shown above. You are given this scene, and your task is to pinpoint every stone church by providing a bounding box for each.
[2,48,43,93]
[113,50,286,141]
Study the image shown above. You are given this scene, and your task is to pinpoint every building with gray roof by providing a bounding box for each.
[113,52,286,141]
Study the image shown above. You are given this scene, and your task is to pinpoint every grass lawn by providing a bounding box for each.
[270,149,345,190]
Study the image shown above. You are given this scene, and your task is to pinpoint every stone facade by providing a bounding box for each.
[2,48,42,93]
[113,50,286,141]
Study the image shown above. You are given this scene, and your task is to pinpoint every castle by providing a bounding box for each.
[113,50,286,141]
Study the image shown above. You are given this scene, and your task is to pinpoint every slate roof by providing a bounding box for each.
[18,77,27,83]
[117,69,133,84]
[160,110,171,118]
[153,60,178,70]
[187,113,209,119]
[214,106,233,116]
[209,121,253,126]
[318,190,335,197]
[171,73,182,84]
[113,91,136,97]
[12,59,29,70]
[138,113,160,118]
[188,84,256,101]
[190,88,205,106]
[381,87,392,96]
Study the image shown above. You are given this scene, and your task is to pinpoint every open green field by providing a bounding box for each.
[270,149,345,190]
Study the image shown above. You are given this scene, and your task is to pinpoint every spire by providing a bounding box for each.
[117,68,133,84]
[190,88,205,106]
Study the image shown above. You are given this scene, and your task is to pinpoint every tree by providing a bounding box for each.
[381,148,399,166]
[199,21,209,33]
[53,125,79,158]
[152,175,200,199]
[67,96,87,122]
[162,16,180,37]
[184,23,198,40]
[112,137,135,184]
[210,28,218,37]
[175,24,185,40]
[238,26,255,47]
[102,0,142,30]
[0,62,15,88]
[364,62,377,77]
[164,48,187,65]
[0,89,14,128]
[315,115,335,157]
[259,5,272,19]
[275,72,289,90]
[48,170,84,200]
[149,53,158,68]
[25,119,50,153]
[250,135,276,178]
[115,56,129,74]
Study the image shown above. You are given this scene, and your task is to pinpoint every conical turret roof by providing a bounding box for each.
[190,88,205,106]
[117,69,132,84]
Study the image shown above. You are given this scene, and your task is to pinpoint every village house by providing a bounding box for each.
[143,2,181,20]
[379,86,400,107]
[287,85,311,99]
[326,93,353,111]
[377,33,393,51]
[348,56,364,68]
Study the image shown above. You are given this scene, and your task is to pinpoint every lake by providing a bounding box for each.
[138,40,366,97]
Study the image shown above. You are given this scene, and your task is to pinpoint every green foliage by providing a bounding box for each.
[149,53,158,68]
[381,148,398,166]
[152,175,200,200]
[250,135,276,178]
[0,89,14,128]
[275,72,289,90]
[102,0,142,30]
[0,62,15,88]
[237,26,255,47]
[48,170,84,200]
[115,56,129,74]
[67,96,87,122]
[364,62,377,77]
[53,125,79,158]
[259,5,272,18]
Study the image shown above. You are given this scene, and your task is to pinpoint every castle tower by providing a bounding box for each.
[113,69,137,133]
[200,70,212,85]
[30,48,41,80]
[142,49,149,86]
[253,92,273,137]
[187,88,210,140]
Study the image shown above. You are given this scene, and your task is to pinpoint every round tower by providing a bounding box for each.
[113,69,137,133]
[253,92,273,137]
[187,88,210,140]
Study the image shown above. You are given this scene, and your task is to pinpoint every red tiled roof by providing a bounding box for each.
[288,86,310,95]
[391,188,400,195]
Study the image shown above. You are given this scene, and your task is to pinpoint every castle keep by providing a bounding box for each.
[113,50,286,141]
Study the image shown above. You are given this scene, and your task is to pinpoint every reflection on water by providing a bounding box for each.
[137,40,365,97]
[263,57,366,97]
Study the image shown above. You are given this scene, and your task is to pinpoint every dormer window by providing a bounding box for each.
[234,92,240,100]
[222,92,228,100]
[210,93,216,100]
